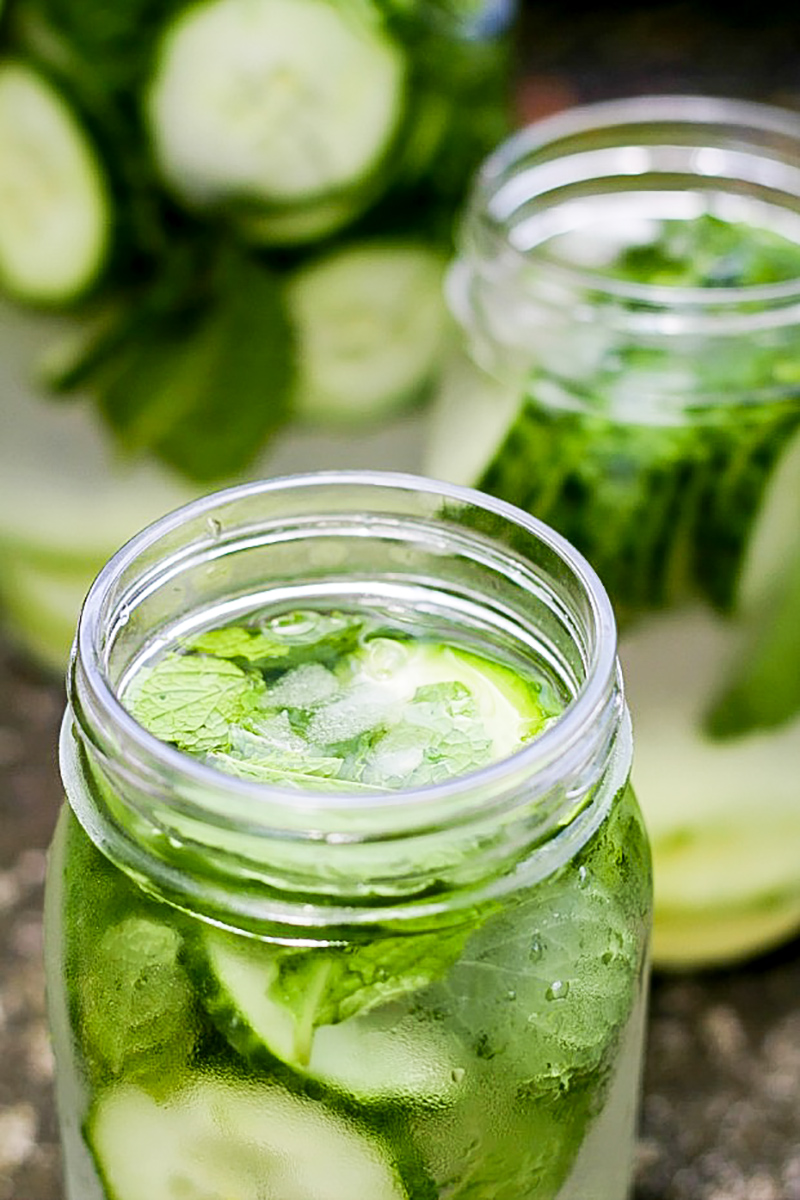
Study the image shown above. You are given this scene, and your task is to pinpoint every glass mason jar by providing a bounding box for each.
[428,95,800,969]
[0,0,518,673]
[46,472,651,1200]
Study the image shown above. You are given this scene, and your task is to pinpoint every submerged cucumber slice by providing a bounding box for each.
[202,927,463,1102]
[287,241,448,424]
[88,1078,408,1200]
[0,62,110,303]
[147,0,406,209]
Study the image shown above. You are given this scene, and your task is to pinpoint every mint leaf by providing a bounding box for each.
[242,923,475,1067]
[188,611,364,670]
[126,651,266,752]
[96,252,294,482]
[80,917,195,1078]
[189,626,293,664]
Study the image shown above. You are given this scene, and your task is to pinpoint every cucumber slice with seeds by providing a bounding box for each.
[88,1078,408,1200]
[146,0,406,211]
[288,241,448,423]
[0,62,110,303]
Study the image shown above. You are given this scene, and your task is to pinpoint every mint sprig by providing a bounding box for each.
[48,249,295,482]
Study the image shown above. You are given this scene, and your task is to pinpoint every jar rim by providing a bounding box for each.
[72,470,620,828]
[472,92,800,314]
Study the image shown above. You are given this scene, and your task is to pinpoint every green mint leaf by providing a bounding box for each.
[97,252,294,482]
[265,923,475,1066]
[80,917,195,1078]
[188,611,364,670]
[126,651,266,752]
[189,626,293,664]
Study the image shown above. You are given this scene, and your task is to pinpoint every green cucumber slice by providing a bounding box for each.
[429,375,800,616]
[235,191,365,247]
[87,1078,408,1200]
[622,604,800,967]
[337,636,555,764]
[705,425,800,736]
[199,917,471,1082]
[0,62,110,303]
[146,0,406,209]
[287,241,448,424]
[201,927,463,1102]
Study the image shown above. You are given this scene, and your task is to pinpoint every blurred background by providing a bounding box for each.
[1,3,800,1199]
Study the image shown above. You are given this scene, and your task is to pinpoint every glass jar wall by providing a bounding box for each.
[46,472,651,1200]
[429,95,800,967]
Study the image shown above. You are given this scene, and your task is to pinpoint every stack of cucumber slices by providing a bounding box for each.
[0,0,515,664]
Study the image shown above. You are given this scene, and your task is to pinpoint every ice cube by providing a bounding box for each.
[306,684,394,747]
[267,663,341,710]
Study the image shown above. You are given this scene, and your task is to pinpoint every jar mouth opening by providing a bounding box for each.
[72,471,619,834]
[473,93,800,315]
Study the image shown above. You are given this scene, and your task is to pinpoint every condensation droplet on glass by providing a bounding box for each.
[546,979,570,1002]
[451,1067,466,1084]
[206,517,222,539]
[577,865,589,888]
[529,935,543,962]
[505,989,517,1002]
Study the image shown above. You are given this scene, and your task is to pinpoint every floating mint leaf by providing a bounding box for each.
[126,651,265,752]
[189,625,292,664]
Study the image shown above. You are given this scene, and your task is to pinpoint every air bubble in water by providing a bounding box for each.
[546,980,570,1002]
[451,1067,466,1084]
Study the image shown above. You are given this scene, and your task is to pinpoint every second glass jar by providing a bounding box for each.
[428,95,800,968]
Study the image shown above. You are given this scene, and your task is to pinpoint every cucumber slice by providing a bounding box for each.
[340,636,555,762]
[0,62,110,303]
[287,241,448,424]
[621,604,800,967]
[88,1078,408,1200]
[147,0,406,209]
[704,424,800,736]
[202,927,463,1102]
[429,373,799,616]
[199,917,470,1075]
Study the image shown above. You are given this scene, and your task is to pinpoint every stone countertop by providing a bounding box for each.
[1,635,799,1200]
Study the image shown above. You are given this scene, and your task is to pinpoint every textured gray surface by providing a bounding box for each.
[1,635,799,1200]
